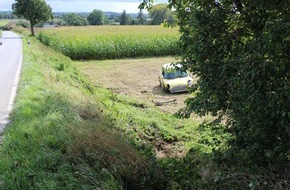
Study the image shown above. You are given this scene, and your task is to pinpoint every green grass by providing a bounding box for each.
[0,36,153,189]
[0,15,287,189]
[0,19,12,26]
[0,28,284,189]
[0,33,244,189]
[37,26,180,60]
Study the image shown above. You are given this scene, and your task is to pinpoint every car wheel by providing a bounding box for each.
[165,84,170,93]
[161,84,165,91]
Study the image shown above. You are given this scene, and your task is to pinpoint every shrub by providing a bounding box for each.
[16,20,30,28]
[173,0,290,166]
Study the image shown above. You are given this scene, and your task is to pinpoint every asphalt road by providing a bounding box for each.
[0,31,22,133]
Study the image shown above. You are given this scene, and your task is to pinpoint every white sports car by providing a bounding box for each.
[159,63,193,93]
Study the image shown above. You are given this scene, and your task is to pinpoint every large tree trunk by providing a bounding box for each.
[29,20,34,36]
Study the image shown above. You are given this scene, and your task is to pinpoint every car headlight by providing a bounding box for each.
[188,80,193,87]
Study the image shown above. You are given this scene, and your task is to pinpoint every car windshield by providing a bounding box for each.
[163,69,188,79]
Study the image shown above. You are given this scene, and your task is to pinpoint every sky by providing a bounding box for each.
[0,0,168,13]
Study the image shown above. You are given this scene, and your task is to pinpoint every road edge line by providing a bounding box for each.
[0,40,23,135]
[7,42,23,113]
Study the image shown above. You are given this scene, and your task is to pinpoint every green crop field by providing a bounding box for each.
[37,26,181,60]
[0,19,11,26]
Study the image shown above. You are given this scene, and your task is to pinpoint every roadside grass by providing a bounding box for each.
[1,28,285,189]
[14,30,288,190]
[0,36,161,189]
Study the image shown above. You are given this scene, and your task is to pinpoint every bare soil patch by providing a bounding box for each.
[74,57,196,114]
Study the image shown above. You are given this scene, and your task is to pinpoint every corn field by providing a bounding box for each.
[37,26,180,60]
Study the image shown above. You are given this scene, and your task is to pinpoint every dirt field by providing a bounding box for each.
[74,57,196,114]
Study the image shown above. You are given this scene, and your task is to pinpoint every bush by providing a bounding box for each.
[16,20,30,28]
[12,26,27,34]
[173,0,290,166]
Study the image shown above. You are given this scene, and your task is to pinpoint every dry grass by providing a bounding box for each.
[73,57,198,114]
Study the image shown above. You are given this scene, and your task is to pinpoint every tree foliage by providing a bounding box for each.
[119,10,131,25]
[142,0,290,165]
[149,3,176,25]
[87,9,104,25]
[12,0,52,36]
[172,0,290,165]
[137,10,147,25]
[63,13,88,26]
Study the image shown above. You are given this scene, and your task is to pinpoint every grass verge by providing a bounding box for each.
[1,31,283,190]
[0,36,159,189]
[0,31,231,189]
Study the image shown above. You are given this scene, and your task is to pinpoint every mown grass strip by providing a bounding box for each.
[37,26,180,60]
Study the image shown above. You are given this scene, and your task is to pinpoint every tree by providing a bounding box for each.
[142,0,290,165]
[119,10,130,25]
[164,13,176,27]
[12,0,52,36]
[87,9,104,25]
[137,10,147,25]
[63,13,89,26]
[149,3,176,25]
[175,0,290,165]
[103,16,110,25]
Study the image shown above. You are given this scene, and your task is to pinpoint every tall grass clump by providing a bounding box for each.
[37,26,180,60]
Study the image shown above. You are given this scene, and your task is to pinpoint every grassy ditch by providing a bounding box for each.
[0,36,164,189]
[4,33,283,190]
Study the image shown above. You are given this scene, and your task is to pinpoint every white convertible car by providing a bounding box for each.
[159,63,193,93]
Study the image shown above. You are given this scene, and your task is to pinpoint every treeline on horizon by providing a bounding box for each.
[0,4,177,27]
[0,11,142,24]
[0,10,143,18]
